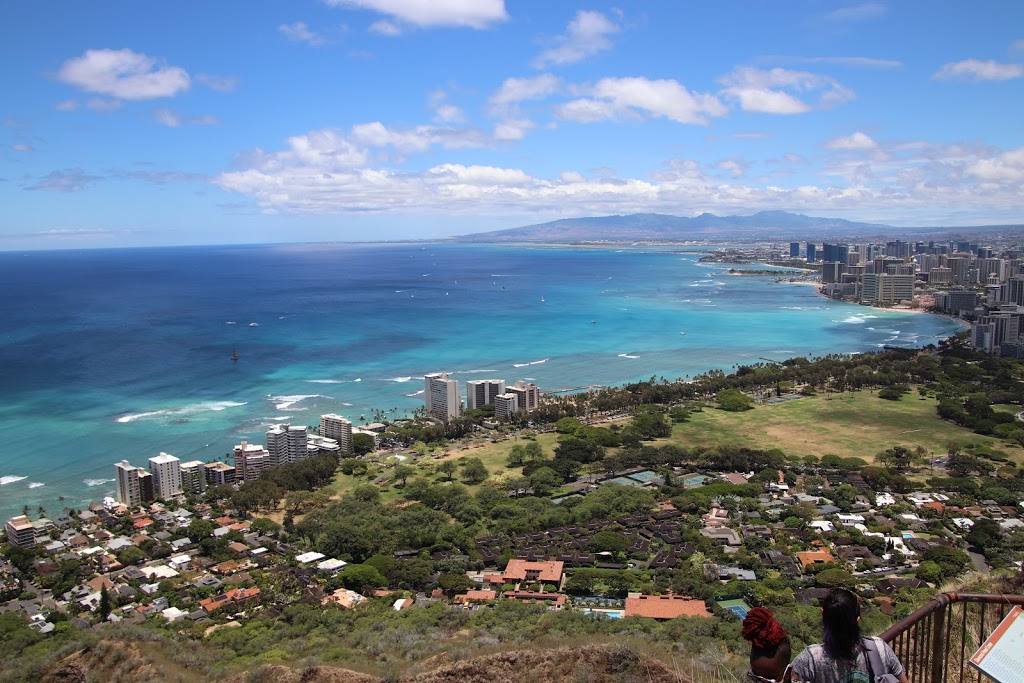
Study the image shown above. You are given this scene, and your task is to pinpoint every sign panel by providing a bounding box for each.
[970,605,1024,683]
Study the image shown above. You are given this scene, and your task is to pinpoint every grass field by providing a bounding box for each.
[652,391,1016,463]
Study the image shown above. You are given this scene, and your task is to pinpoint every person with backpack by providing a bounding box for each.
[791,588,908,683]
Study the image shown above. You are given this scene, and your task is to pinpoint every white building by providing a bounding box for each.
[179,461,207,495]
[267,423,309,467]
[149,453,183,500]
[425,372,460,421]
[115,460,143,508]
[307,434,340,456]
[861,273,915,304]
[466,379,505,410]
[233,441,270,482]
[320,414,353,454]
[5,515,36,549]
[494,393,519,420]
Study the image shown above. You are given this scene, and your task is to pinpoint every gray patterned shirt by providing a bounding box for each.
[791,636,904,683]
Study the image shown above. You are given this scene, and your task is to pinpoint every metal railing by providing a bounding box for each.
[879,592,1024,683]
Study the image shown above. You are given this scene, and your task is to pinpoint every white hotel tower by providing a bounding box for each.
[424,372,460,421]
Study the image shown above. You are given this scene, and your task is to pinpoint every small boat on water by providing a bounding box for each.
[249,322,259,327]
[679,331,686,335]
[231,349,239,362]
[591,320,597,324]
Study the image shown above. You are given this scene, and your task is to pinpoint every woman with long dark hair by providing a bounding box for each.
[791,588,908,683]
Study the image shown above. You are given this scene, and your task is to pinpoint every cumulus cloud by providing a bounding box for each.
[279,21,329,46]
[533,10,619,68]
[25,168,103,192]
[369,20,403,36]
[719,66,854,113]
[825,131,878,150]
[493,119,535,141]
[55,99,79,111]
[933,59,1024,82]
[488,74,560,115]
[967,147,1024,182]
[326,0,507,29]
[55,49,190,100]
[557,77,727,125]
[428,90,465,123]
[154,108,181,127]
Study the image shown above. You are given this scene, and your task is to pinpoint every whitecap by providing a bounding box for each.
[836,316,867,324]
[341,402,353,406]
[28,482,45,489]
[271,394,328,410]
[84,478,114,487]
[117,400,248,423]
[617,353,640,359]
[454,369,500,374]
[226,321,237,325]
[387,376,416,383]
[0,475,27,486]
[406,389,425,397]
[305,379,344,384]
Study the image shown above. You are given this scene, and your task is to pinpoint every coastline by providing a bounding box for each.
[805,281,972,331]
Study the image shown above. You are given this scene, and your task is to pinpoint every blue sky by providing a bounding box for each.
[1,1,1023,249]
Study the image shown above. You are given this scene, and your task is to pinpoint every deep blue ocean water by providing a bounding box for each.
[0,242,961,517]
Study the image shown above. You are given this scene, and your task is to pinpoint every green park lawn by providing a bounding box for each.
[654,391,1018,463]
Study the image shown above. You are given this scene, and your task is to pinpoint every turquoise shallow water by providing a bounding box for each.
[0,242,961,517]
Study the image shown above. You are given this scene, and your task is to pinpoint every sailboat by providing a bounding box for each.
[231,348,239,362]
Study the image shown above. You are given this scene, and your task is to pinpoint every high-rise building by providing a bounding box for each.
[267,423,309,466]
[204,462,236,487]
[137,471,154,503]
[494,393,519,420]
[789,242,800,258]
[466,379,506,410]
[233,441,270,481]
[821,261,845,284]
[861,274,914,304]
[179,461,207,495]
[320,414,353,454]
[5,516,35,549]
[806,243,816,263]
[115,460,142,508]
[425,372,460,421]
[149,452,183,500]
[507,380,541,412]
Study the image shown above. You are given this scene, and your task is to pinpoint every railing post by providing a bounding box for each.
[929,600,946,683]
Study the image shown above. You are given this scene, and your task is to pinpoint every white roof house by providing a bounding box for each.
[295,551,326,564]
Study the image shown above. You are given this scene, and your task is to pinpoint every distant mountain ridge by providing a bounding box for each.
[453,211,893,242]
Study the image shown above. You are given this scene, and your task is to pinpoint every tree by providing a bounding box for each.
[529,467,562,496]
[965,518,1002,549]
[879,446,913,471]
[99,586,111,621]
[437,460,457,481]
[187,518,215,540]
[338,564,386,592]
[351,484,380,503]
[923,546,971,579]
[460,457,488,484]
[915,560,944,584]
[587,530,630,554]
[815,568,857,589]
[392,464,415,487]
[353,433,375,455]
[716,389,755,411]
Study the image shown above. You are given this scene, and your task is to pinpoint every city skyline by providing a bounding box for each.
[2,1,1023,250]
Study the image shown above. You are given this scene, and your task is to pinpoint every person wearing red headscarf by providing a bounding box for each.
[742,607,792,683]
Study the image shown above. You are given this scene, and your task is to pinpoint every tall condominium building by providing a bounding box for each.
[138,471,154,503]
[5,515,36,549]
[267,423,309,467]
[233,441,270,482]
[179,460,207,495]
[806,243,816,263]
[320,414,353,454]
[204,462,236,487]
[507,380,541,412]
[821,262,845,284]
[789,242,799,258]
[115,460,143,508]
[494,393,519,420]
[425,372,460,421]
[149,452,183,500]
[466,379,506,410]
[861,273,915,304]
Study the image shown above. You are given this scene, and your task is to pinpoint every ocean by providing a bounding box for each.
[0,242,961,518]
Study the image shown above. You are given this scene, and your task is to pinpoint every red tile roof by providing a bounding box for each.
[502,559,564,583]
[624,595,711,620]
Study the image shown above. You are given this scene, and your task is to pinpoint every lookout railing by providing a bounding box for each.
[879,591,1024,683]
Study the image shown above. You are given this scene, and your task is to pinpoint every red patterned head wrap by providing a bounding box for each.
[742,607,789,649]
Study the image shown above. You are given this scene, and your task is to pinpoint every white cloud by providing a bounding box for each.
[55,49,190,100]
[327,0,507,29]
[369,20,402,36]
[763,55,902,69]
[557,77,726,125]
[822,2,887,23]
[428,90,465,123]
[493,119,534,141]
[716,159,746,178]
[86,98,122,112]
[13,144,34,153]
[1012,39,1024,54]
[719,66,854,113]
[196,73,239,92]
[825,132,878,150]
[533,10,619,68]
[55,99,79,112]
[488,74,560,115]
[189,114,220,126]
[26,168,103,192]
[967,147,1024,182]
[933,59,1024,82]
[154,108,181,127]
[279,21,329,46]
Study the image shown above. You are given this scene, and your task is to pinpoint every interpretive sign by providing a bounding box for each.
[970,605,1024,683]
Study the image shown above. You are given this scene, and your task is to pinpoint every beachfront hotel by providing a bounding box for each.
[508,380,541,412]
[5,515,36,550]
[267,423,308,467]
[320,414,353,454]
[424,372,460,421]
[179,460,207,495]
[233,441,270,482]
[466,379,506,410]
